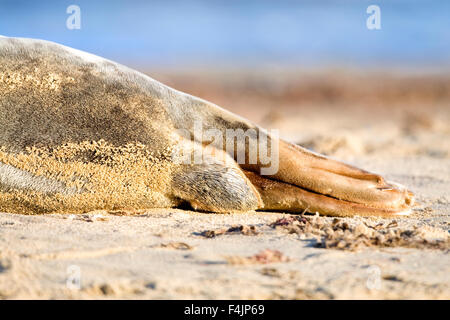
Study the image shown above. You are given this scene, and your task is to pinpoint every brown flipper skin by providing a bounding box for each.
[244,171,412,217]
[268,140,413,211]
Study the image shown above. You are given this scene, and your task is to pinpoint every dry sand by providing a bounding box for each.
[0,69,449,299]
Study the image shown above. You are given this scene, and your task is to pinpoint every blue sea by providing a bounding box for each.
[0,0,449,68]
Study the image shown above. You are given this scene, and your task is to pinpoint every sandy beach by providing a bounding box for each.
[0,69,449,299]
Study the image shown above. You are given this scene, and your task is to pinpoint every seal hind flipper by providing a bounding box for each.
[244,171,412,217]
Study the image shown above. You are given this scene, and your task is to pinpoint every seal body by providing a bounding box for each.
[0,37,413,216]
[0,37,261,213]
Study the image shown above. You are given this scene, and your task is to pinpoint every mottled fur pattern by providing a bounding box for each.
[0,37,262,214]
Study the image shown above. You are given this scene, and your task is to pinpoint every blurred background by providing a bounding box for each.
[1,0,449,159]
[1,0,449,69]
